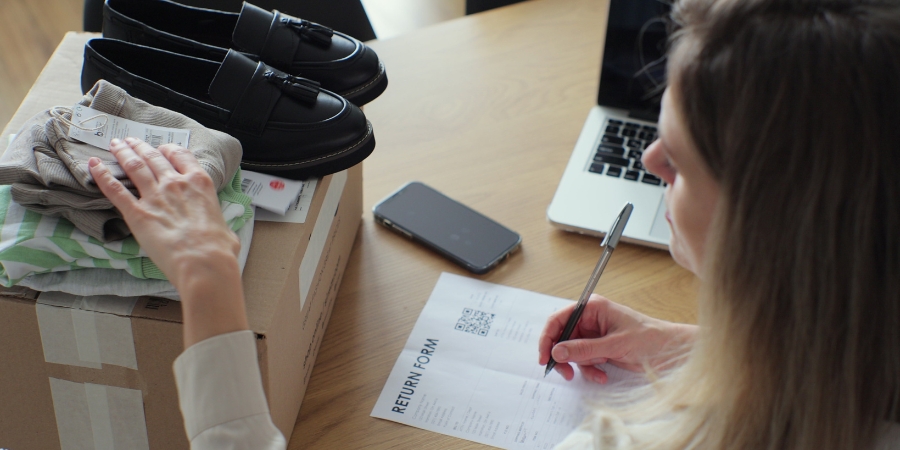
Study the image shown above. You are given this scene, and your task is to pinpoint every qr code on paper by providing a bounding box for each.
[455,308,494,336]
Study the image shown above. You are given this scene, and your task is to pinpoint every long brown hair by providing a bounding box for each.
[577,0,900,448]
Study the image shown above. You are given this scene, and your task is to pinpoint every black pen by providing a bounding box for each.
[545,202,633,377]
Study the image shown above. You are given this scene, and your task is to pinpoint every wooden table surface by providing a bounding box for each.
[290,0,698,448]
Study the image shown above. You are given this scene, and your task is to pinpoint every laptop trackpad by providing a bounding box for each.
[649,197,671,241]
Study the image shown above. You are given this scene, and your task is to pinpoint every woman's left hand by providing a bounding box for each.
[88,137,240,289]
[89,137,248,348]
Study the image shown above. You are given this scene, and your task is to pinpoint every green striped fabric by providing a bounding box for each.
[0,170,252,287]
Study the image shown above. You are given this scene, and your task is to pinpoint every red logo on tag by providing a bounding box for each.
[269,180,285,191]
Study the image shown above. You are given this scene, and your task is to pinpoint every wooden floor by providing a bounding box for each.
[0,0,465,130]
[0,0,83,129]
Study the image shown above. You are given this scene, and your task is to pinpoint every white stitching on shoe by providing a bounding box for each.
[339,62,386,97]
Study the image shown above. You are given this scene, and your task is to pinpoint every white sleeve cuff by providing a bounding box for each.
[173,330,271,440]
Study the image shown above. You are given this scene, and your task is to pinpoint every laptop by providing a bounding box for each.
[547,0,672,249]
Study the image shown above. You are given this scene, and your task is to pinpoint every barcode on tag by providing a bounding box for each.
[144,127,182,147]
[67,105,191,151]
[240,177,253,194]
[147,131,163,147]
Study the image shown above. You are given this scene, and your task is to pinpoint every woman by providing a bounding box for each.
[539,0,900,448]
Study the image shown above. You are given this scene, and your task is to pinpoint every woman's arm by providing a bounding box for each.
[89,137,286,449]
[89,137,248,346]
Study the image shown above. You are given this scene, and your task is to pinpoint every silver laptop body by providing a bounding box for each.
[547,0,672,249]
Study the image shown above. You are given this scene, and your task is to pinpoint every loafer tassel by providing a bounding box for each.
[281,17,334,47]
[264,70,320,104]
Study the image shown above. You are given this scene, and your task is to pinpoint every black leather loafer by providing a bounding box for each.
[82,38,375,180]
[102,0,387,106]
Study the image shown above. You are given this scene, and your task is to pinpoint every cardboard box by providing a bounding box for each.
[0,32,362,449]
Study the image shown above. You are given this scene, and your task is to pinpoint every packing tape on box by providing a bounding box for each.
[36,292,139,369]
[48,378,150,450]
[299,169,347,309]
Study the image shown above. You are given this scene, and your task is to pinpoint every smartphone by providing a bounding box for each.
[373,182,522,274]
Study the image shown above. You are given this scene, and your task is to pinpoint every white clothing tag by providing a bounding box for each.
[254,178,318,223]
[240,170,305,215]
[66,105,191,150]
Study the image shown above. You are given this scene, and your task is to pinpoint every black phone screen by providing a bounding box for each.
[373,182,521,273]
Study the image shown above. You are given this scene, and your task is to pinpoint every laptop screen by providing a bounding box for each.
[596,0,671,122]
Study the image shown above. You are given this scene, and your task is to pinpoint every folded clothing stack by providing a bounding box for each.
[0,80,243,242]
[12,211,254,301]
[0,80,253,298]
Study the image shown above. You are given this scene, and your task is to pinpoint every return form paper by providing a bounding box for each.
[371,272,646,449]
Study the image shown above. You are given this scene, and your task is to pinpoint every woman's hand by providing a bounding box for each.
[88,137,239,288]
[89,137,248,347]
[538,294,696,383]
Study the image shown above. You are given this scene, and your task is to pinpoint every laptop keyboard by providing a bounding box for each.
[589,119,666,186]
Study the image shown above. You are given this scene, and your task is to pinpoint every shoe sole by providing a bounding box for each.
[239,121,376,179]
[339,62,388,107]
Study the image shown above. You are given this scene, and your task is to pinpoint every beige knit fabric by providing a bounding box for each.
[0,80,243,241]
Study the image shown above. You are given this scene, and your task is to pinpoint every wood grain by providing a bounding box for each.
[291,0,697,448]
